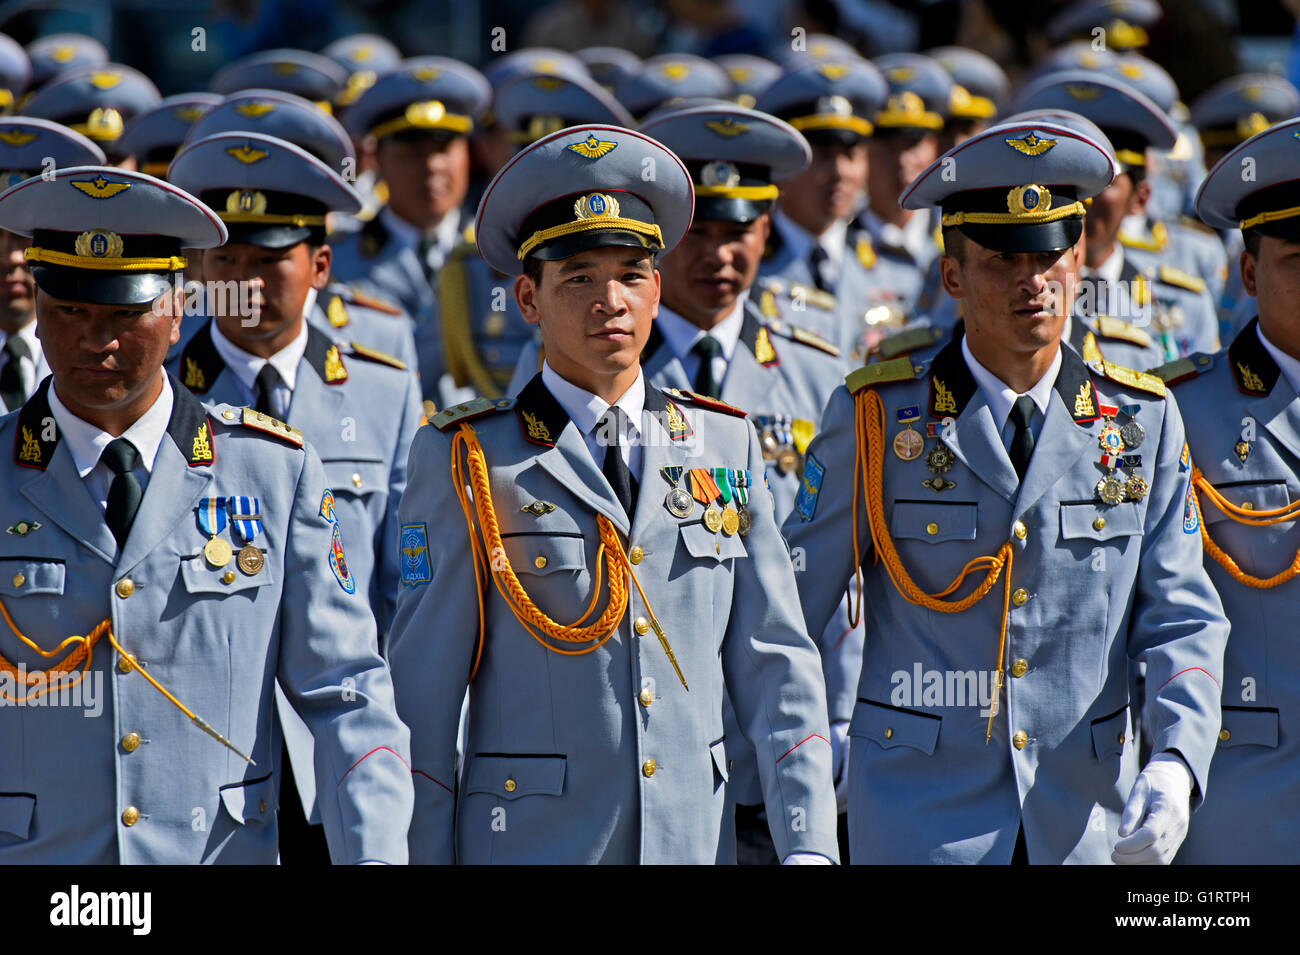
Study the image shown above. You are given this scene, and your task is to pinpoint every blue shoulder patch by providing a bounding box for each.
[794,451,825,522]
[400,522,432,585]
[1183,478,1200,535]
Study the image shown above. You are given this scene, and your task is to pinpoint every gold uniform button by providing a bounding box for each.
[1093,517,1106,531]
[121,732,141,753]
[1219,728,1230,742]
[1117,733,1125,745]
[639,688,653,707]
[642,759,656,778]
[121,806,140,827]
[1010,659,1028,678]
[1242,501,1254,511]
[629,545,644,564]
[117,654,135,674]
[351,473,363,488]
[534,555,547,569]
[633,617,649,636]
[1012,731,1028,750]
[1011,588,1029,607]
[883,727,893,739]
[222,571,236,584]
[259,800,267,814]
[115,578,135,599]
[925,522,939,536]
[1013,521,1027,540]
[222,409,236,420]
[10,573,23,587]
[504,778,517,793]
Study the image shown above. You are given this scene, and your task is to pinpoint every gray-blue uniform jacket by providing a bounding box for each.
[782,339,1229,863]
[388,376,840,863]
[0,377,413,862]
[1162,322,1300,863]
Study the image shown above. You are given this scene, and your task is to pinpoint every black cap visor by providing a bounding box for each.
[693,196,771,224]
[528,228,659,262]
[955,217,1083,254]
[31,264,178,307]
[223,222,322,249]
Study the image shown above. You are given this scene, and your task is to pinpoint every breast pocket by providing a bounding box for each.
[464,754,567,799]
[849,698,941,755]
[502,533,586,576]
[321,459,388,501]
[1218,706,1280,749]
[0,793,35,841]
[679,521,748,562]
[0,559,65,596]
[1200,480,1291,526]
[180,552,276,595]
[1060,502,1144,542]
[218,772,275,826]
[890,500,978,544]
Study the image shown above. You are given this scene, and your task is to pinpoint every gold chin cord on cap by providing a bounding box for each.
[1239,205,1300,231]
[851,388,1013,743]
[1190,455,1300,587]
[450,422,687,690]
[0,601,254,763]
[24,248,187,271]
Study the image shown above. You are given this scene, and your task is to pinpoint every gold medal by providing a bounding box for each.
[924,442,954,474]
[776,448,798,474]
[1235,440,1250,463]
[892,426,923,461]
[204,536,233,568]
[1096,475,1125,505]
[237,544,264,576]
[721,505,740,537]
[737,506,752,536]
[1124,473,1148,502]
[666,487,694,518]
[703,504,724,533]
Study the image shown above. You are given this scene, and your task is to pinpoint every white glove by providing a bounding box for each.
[782,853,833,865]
[1111,753,1193,865]
[830,720,850,814]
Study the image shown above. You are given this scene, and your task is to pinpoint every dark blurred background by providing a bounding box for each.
[0,0,1294,97]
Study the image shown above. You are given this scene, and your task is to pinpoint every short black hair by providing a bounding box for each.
[523,254,544,287]
[1243,229,1261,258]
[942,226,967,263]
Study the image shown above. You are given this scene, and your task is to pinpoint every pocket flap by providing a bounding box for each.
[181,552,275,594]
[465,754,566,800]
[321,459,388,497]
[848,698,941,754]
[1219,707,1279,749]
[1201,481,1291,526]
[709,738,729,783]
[1090,704,1130,759]
[0,559,65,596]
[679,521,748,562]
[501,534,586,576]
[890,500,977,544]
[1060,502,1143,541]
[0,793,35,839]
[219,773,275,825]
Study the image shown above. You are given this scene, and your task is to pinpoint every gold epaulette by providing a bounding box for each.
[1090,359,1167,398]
[431,397,514,431]
[764,318,840,357]
[787,280,837,312]
[846,357,924,393]
[1156,264,1207,294]
[348,341,407,370]
[1095,314,1153,347]
[1119,220,1167,252]
[344,286,403,316]
[876,324,944,359]
[1177,214,1216,236]
[240,408,304,446]
[1152,353,1213,385]
[662,388,747,418]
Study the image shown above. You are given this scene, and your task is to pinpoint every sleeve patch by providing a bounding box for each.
[400,522,432,585]
[330,522,356,593]
[794,451,825,522]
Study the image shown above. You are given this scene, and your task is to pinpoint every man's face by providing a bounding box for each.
[868,131,939,212]
[515,245,659,386]
[377,134,471,228]
[37,287,180,419]
[940,236,1081,357]
[1084,171,1147,264]
[202,242,328,344]
[1243,234,1300,346]
[779,139,867,232]
[657,215,767,327]
[0,228,34,333]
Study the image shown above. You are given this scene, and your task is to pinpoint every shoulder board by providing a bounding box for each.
[1119,228,1163,252]
[1177,214,1216,236]
[1094,314,1153,347]
[662,388,747,418]
[765,320,840,357]
[1090,360,1167,398]
[846,357,925,393]
[431,396,515,431]
[240,408,304,446]
[342,286,403,316]
[348,341,407,370]
[876,324,944,360]
[1151,353,1214,385]
[327,295,350,328]
[786,281,837,312]
[1156,264,1206,294]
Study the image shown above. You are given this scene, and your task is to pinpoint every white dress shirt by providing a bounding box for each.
[654,292,748,390]
[1257,323,1300,397]
[381,205,462,274]
[48,373,174,512]
[209,292,313,421]
[0,319,50,402]
[1083,242,1125,286]
[772,209,847,278]
[541,360,645,479]
[962,334,1062,453]
[858,206,934,264]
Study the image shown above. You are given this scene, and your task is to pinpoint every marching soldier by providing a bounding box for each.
[927,46,1008,151]
[612,54,731,120]
[1164,118,1300,862]
[209,48,348,107]
[0,165,412,863]
[118,93,220,179]
[782,119,1229,863]
[0,118,105,411]
[23,62,161,164]
[388,124,839,864]
[329,57,491,403]
[25,33,106,90]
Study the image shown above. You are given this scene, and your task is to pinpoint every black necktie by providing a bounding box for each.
[692,335,722,399]
[254,363,281,417]
[417,235,440,283]
[599,407,638,517]
[102,438,142,548]
[1008,395,1037,481]
[809,246,833,293]
[0,335,30,411]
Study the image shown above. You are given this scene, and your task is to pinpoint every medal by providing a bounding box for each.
[237,544,264,575]
[1124,473,1149,502]
[228,495,263,545]
[1119,420,1145,450]
[1235,440,1250,464]
[777,448,798,474]
[666,487,694,518]
[893,406,923,461]
[1098,423,1125,455]
[1096,474,1125,505]
[204,536,233,568]
[737,506,752,536]
[703,504,724,533]
[924,442,954,474]
[721,505,740,536]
